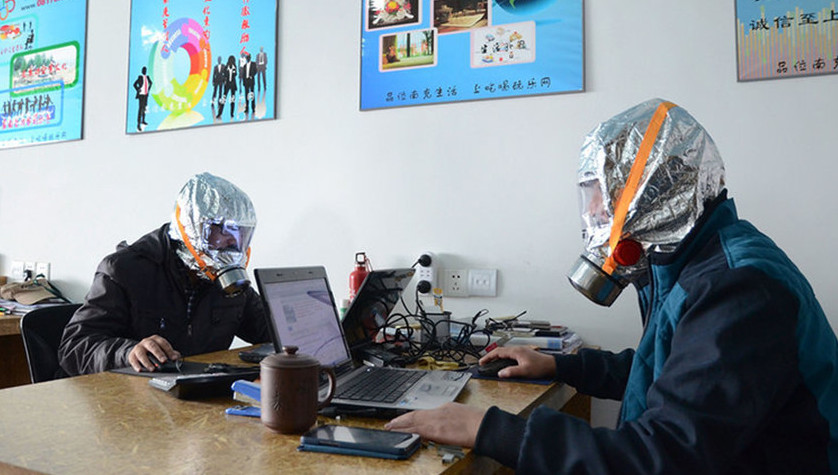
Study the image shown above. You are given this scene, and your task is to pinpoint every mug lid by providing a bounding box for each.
[261,345,320,369]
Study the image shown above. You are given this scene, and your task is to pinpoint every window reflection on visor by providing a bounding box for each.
[201,219,254,252]
[578,179,611,231]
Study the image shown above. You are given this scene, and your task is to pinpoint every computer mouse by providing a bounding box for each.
[146,355,182,373]
[477,358,518,377]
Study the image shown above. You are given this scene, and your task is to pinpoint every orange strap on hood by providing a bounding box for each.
[602,101,676,274]
[175,204,216,281]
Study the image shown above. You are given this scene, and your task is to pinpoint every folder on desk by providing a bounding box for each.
[231,379,261,406]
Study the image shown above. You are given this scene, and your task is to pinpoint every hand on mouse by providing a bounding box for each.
[129,335,181,372]
[479,346,556,379]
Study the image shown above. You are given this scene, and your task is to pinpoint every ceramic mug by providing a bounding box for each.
[260,346,336,434]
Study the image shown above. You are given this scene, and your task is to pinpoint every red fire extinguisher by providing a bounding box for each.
[349,252,371,300]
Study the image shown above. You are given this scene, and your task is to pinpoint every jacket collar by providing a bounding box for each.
[648,189,736,268]
[124,224,209,293]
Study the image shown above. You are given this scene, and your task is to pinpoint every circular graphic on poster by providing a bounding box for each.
[494,0,556,16]
[148,17,211,128]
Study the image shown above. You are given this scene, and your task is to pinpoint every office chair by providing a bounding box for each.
[19,303,81,383]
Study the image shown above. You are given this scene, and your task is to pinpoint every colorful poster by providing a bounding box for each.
[736,0,838,81]
[0,0,87,150]
[127,0,277,134]
[360,0,584,110]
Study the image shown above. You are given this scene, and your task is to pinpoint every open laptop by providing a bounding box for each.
[253,266,470,412]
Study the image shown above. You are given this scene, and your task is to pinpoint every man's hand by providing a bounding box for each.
[479,346,556,379]
[385,402,486,448]
[128,335,181,372]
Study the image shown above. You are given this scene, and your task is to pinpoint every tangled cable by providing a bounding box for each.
[360,287,519,368]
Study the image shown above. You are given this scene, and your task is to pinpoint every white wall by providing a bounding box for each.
[2,1,836,428]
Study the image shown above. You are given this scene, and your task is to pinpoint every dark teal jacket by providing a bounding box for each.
[474,194,838,473]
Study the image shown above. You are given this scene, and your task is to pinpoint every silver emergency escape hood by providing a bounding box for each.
[567,98,726,306]
[168,172,257,294]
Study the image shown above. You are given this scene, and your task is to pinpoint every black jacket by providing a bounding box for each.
[58,224,269,375]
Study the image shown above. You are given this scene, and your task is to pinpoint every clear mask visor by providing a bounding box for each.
[578,179,613,251]
[201,219,254,257]
[578,179,610,230]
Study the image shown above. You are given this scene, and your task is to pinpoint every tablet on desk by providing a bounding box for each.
[110,362,260,399]
[148,371,259,399]
[238,343,275,363]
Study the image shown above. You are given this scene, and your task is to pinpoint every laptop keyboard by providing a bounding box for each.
[336,367,426,404]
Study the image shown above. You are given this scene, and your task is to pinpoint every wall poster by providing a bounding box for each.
[127,0,277,134]
[360,0,584,110]
[0,0,87,150]
[736,0,838,81]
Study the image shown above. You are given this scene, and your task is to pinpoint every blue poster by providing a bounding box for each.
[0,0,87,150]
[360,0,584,110]
[127,0,277,134]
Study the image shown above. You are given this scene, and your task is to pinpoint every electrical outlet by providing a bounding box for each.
[443,269,469,297]
[24,262,36,280]
[416,252,437,294]
[468,269,497,297]
[36,262,51,280]
[10,261,24,281]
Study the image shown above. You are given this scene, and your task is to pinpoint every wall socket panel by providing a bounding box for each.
[10,261,24,280]
[36,262,51,280]
[10,260,51,280]
[468,269,498,297]
[443,268,498,298]
[443,269,469,297]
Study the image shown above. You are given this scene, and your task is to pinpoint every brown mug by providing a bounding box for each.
[260,345,336,434]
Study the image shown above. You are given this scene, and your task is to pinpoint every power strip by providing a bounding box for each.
[416,252,436,294]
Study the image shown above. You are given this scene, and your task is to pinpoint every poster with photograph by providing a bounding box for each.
[127,0,277,134]
[0,0,87,150]
[736,0,838,81]
[360,0,583,110]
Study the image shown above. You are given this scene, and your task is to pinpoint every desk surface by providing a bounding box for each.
[0,315,21,337]
[0,348,583,474]
[0,315,29,390]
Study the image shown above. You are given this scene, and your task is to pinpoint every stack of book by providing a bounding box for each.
[0,298,62,316]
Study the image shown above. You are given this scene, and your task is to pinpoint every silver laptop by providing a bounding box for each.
[254,266,470,411]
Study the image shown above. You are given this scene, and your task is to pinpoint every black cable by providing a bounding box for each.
[360,275,530,368]
[374,306,499,367]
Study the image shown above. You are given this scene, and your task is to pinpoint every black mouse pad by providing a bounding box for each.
[467,365,552,385]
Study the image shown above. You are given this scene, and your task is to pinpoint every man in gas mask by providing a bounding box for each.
[386,99,838,473]
[59,173,270,375]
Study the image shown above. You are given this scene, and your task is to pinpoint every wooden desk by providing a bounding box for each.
[0,315,30,389]
[0,348,589,474]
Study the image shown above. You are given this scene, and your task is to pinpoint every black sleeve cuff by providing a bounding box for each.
[473,406,527,469]
[553,352,584,386]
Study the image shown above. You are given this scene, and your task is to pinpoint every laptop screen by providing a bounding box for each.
[259,274,350,368]
[342,268,415,355]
